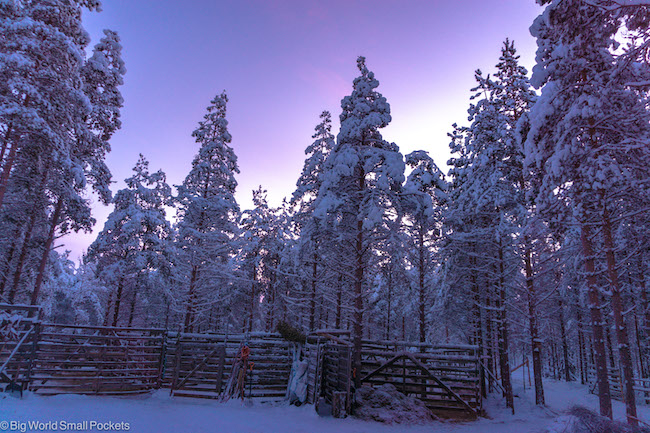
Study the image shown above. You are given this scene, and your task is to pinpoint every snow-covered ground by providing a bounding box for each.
[1,377,648,433]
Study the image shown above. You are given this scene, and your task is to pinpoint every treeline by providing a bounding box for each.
[1,0,650,426]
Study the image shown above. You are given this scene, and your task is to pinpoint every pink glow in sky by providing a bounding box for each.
[64,0,542,259]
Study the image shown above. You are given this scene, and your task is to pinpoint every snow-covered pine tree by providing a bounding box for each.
[402,151,446,344]
[291,111,335,331]
[527,0,650,423]
[315,56,405,386]
[442,58,532,410]
[0,2,124,308]
[491,39,548,406]
[237,187,276,332]
[41,251,104,326]
[86,155,172,327]
[175,91,240,332]
[31,29,125,307]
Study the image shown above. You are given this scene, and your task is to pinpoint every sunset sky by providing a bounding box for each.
[67,0,543,259]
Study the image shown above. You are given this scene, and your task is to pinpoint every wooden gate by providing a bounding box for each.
[0,304,41,395]
[359,341,481,419]
[29,323,165,395]
[164,332,293,400]
[305,337,352,415]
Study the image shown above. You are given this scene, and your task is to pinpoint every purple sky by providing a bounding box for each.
[65,0,542,259]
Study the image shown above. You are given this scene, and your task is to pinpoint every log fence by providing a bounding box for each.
[2,306,484,419]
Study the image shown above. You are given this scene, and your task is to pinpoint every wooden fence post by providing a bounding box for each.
[215,345,226,394]
[170,334,182,395]
[156,331,167,389]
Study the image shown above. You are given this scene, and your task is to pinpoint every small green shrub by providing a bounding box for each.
[276,321,306,344]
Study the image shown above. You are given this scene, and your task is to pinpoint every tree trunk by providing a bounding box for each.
[248,263,256,333]
[103,291,114,327]
[602,206,637,425]
[559,299,572,382]
[184,265,199,332]
[470,253,486,399]
[353,202,364,389]
[164,300,171,330]
[0,132,19,211]
[128,288,137,328]
[112,277,124,327]
[31,197,63,308]
[0,230,20,297]
[497,245,514,413]
[485,285,494,394]
[0,121,14,167]
[524,244,544,404]
[386,265,392,340]
[0,96,29,211]
[418,224,426,345]
[336,275,343,329]
[577,306,587,384]
[7,212,37,303]
[581,223,613,418]
[310,251,317,331]
[634,312,645,378]
[637,253,650,377]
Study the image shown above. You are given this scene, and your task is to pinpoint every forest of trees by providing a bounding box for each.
[1,0,650,425]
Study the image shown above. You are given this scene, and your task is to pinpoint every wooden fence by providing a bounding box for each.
[2,306,483,419]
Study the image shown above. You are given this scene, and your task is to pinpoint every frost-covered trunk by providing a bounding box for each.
[640,258,650,377]
[0,97,29,211]
[266,270,277,332]
[497,244,514,413]
[103,292,113,327]
[309,251,317,331]
[524,245,544,405]
[581,223,612,418]
[352,163,365,389]
[558,297,571,382]
[128,288,137,328]
[31,197,63,309]
[602,206,637,425]
[386,267,392,340]
[184,266,199,332]
[249,262,257,333]
[418,225,426,345]
[8,211,37,303]
[335,276,343,329]
[633,313,646,378]
[0,231,20,297]
[577,305,587,384]
[112,277,124,327]
[470,253,486,398]
[0,121,14,166]
[485,286,494,393]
